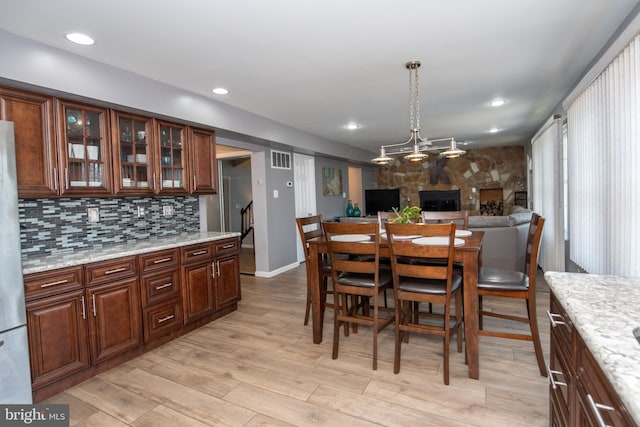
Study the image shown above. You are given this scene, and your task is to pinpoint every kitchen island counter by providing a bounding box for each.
[545,271,640,425]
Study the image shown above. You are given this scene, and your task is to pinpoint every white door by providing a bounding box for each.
[294,153,316,262]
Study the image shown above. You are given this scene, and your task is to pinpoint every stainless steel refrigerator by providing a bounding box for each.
[0,120,33,403]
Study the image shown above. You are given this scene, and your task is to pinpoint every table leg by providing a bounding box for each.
[308,243,324,344]
[463,250,480,379]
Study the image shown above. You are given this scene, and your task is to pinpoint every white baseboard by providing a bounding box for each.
[241,243,254,249]
[254,261,299,278]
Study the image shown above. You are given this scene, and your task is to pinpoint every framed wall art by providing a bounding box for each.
[322,167,342,196]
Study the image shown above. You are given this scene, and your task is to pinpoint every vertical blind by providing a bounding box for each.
[565,34,640,276]
[531,116,565,272]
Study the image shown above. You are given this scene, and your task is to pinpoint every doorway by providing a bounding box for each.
[294,153,317,263]
[212,145,255,275]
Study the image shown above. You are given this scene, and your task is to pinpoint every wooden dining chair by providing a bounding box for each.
[419,210,469,315]
[295,214,334,325]
[477,213,547,376]
[385,222,463,384]
[421,210,469,229]
[323,221,394,370]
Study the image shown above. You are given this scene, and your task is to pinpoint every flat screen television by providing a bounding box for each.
[365,188,400,216]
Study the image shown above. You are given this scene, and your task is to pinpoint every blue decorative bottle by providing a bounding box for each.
[353,203,361,217]
[346,200,354,217]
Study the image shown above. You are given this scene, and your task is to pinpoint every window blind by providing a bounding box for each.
[565,34,640,276]
[531,116,565,272]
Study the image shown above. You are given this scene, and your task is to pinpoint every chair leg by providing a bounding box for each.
[304,287,311,325]
[332,293,344,360]
[455,292,463,353]
[527,298,547,377]
[372,304,378,371]
[478,295,483,330]
[394,301,403,374]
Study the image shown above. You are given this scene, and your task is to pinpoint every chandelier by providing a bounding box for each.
[372,60,466,165]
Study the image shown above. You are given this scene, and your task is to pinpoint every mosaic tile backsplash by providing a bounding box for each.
[19,196,200,258]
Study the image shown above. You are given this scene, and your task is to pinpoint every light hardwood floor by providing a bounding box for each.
[45,264,551,426]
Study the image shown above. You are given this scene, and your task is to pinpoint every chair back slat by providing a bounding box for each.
[323,222,381,278]
[524,213,545,294]
[295,214,324,262]
[385,222,457,285]
[421,210,469,230]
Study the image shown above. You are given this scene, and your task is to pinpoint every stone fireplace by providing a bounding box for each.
[419,190,461,211]
[374,145,526,214]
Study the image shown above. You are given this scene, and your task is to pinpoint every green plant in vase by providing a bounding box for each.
[389,206,422,223]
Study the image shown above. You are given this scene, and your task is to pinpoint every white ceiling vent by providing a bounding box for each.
[271,150,291,170]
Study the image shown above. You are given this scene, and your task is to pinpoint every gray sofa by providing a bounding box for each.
[468,206,533,271]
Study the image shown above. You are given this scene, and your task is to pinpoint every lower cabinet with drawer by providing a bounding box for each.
[25,236,241,402]
[25,266,89,391]
[181,242,216,323]
[139,248,183,342]
[548,291,636,427]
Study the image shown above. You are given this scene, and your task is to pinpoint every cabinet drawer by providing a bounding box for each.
[577,343,635,427]
[214,238,239,256]
[139,248,180,273]
[549,294,573,361]
[143,297,183,342]
[140,269,181,307]
[24,266,84,301]
[181,243,214,264]
[85,256,137,286]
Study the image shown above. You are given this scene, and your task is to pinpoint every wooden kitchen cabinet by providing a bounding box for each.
[24,266,89,390]
[139,248,183,342]
[26,289,90,390]
[111,110,155,194]
[213,238,241,309]
[0,87,58,197]
[188,126,217,194]
[57,99,112,195]
[548,292,636,427]
[3,83,219,197]
[25,239,240,402]
[181,243,215,323]
[85,277,142,364]
[156,119,188,194]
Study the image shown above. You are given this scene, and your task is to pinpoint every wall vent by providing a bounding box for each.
[271,150,291,170]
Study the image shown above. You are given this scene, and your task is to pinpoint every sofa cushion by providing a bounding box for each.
[468,215,511,228]
[508,211,533,226]
[509,205,531,214]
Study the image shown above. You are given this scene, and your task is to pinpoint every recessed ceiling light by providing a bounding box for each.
[488,98,507,107]
[65,32,95,46]
[345,122,360,130]
[211,88,229,95]
[487,127,502,133]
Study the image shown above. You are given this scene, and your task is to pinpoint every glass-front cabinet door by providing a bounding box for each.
[58,100,111,195]
[156,120,187,194]
[112,111,153,194]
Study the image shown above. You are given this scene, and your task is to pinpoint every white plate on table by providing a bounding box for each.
[456,229,472,237]
[331,234,371,243]
[412,237,465,247]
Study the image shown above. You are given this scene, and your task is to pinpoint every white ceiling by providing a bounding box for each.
[1,0,638,155]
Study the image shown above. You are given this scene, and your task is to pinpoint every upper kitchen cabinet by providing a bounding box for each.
[57,100,112,195]
[111,111,154,195]
[188,127,217,194]
[0,87,58,197]
[156,120,188,194]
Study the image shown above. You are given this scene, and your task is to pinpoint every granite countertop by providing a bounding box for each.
[22,231,241,275]
[544,271,640,425]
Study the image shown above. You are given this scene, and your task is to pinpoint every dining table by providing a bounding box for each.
[307,229,484,380]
